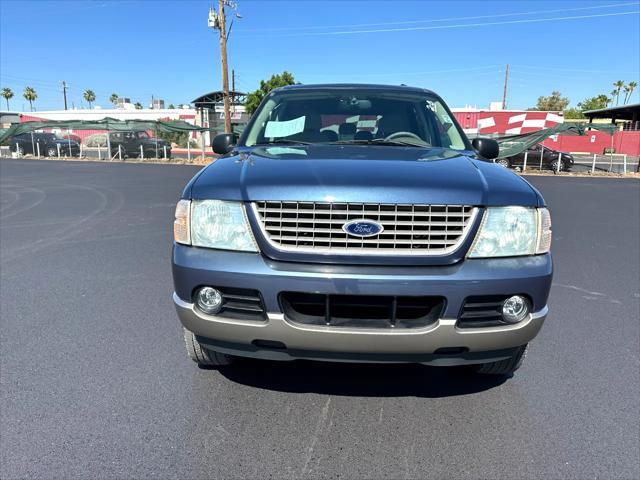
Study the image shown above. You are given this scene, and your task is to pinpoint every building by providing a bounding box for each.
[1,111,20,129]
[191,90,249,143]
[452,104,640,156]
[584,103,640,131]
[450,108,564,137]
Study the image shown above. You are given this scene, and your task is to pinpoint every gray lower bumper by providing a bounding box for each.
[174,293,548,365]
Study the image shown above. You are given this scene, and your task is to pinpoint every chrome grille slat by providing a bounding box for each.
[252,201,477,256]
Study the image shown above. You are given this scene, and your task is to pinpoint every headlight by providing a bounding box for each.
[468,206,551,258]
[174,199,191,245]
[191,199,258,252]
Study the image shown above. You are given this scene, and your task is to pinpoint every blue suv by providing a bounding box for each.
[172,84,552,376]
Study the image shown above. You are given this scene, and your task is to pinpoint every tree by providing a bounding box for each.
[564,94,610,119]
[624,81,637,104]
[134,102,143,110]
[1,87,13,110]
[245,71,297,114]
[83,89,96,109]
[23,86,37,111]
[109,93,119,106]
[530,91,569,111]
[563,108,584,119]
[613,80,625,106]
[168,103,175,109]
[608,90,617,107]
[578,94,609,111]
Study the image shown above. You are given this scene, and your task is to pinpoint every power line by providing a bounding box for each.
[238,1,639,33]
[246,10,639,37]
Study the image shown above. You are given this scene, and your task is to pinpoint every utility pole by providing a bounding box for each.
[61,81,68,110]
[209,1,239,135]
[218,0,232,133]
[232,69,235,94]
[502,64,509,110]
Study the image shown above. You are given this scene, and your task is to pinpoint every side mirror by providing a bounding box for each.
[471,137,499,160]
[212,133,237,155]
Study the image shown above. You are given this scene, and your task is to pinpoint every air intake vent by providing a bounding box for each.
[458,296,509,328]
[280,292,444,329]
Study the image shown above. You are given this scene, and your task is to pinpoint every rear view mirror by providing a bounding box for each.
[472,138,499,160]
[212,133,237,155]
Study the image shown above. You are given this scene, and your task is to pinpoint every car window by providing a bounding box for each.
[137,131,149,139]
[244,89,467,150]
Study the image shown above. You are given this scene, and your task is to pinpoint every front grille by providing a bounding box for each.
[193,287,267,321]
[280,292,444,329]
[252,201,477,255]
[458,296,508,328]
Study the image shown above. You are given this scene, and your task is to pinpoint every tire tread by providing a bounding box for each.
[475,344,528,375]
[183,328,234,367]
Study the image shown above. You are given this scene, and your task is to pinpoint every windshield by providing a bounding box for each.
[243,89,467,150]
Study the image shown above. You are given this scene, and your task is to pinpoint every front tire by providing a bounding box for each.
[550,159,566,172]
[183,327,235,367]
[473,344,528,375]
[46,147,57,157]
[496,158,511,168]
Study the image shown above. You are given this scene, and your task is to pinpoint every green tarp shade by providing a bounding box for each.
[495,123,618,159]
[0,117,210,144]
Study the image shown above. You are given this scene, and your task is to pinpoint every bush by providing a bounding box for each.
[84,133,107,147]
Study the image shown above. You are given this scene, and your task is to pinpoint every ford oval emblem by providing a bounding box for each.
[342,219,384,237]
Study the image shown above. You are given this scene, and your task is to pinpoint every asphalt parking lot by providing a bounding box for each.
[1,159,639,479]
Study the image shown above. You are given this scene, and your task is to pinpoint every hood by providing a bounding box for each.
[55,139,79,145]
[190,145,541,206]
[143,137,168,145]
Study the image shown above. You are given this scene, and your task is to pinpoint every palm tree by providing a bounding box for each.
[624,81,637,104]
[23,86,37,111]
[134,102,143,110]
[83,89,96,109]
[609,90,617,107]
[613,80,625,106]
[1,87,13,110]
[109,93,119,106]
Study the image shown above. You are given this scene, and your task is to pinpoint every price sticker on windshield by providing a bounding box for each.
[264,116,306,138]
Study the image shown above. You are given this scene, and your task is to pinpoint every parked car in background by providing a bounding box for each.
[61,133,82,144]
[172,84,553,377]
[498,143,574,172]
[108,131,171,158]
[9,132,80,157]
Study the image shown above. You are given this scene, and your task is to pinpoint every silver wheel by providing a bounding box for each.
[496,158,510,168]
[183,327,235,367]
[550,160,564,172]
[46,147,57,157]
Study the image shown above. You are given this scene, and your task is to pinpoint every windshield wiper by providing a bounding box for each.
[255,139,314,146]
[330,138,429,148]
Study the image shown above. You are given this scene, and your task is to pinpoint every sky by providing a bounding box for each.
[0,0,639,112]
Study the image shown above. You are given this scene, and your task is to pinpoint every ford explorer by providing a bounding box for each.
[172,84,553,376]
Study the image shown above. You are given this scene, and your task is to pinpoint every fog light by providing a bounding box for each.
[195,287,223,315]
[501,295,530,324]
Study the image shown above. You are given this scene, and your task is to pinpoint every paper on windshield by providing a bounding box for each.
[264,116,305,138]
[265,147,307,156]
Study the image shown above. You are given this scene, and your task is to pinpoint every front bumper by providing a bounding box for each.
[172,245,552,364]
